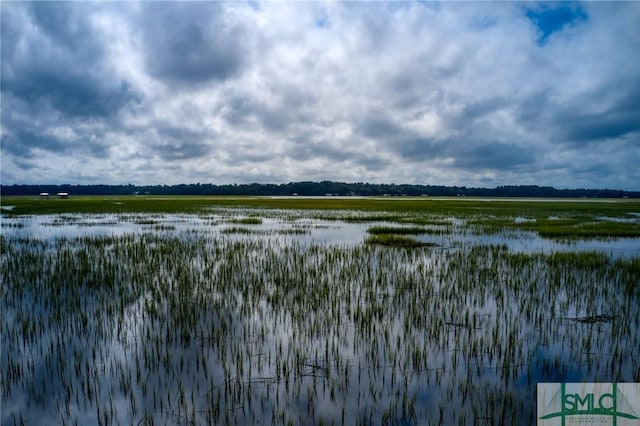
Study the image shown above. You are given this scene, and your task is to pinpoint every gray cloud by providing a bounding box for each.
[1,3,141,119]
[139,3,248,86]
[357,115,402,140]
[450,141,535,171]
[155,142,212,161]
[220,83,317,135]
[561,111,640,143]
[137,124,216,161]
[558,83,640,143]
[28,2,103,61]
[386,137,440,162]
[1,128,68,159]
[1,1,638,189]
[7,72,140,118]
[514,76,640,148]
[0,92,112,160]
[222,94,291,132]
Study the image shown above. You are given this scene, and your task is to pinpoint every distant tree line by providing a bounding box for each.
[1,182,638,198]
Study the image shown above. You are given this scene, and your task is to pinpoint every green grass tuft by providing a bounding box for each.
[230,217,263,225]
[220,227,254,234]
[365,234,437,248]
[367,226,428,235]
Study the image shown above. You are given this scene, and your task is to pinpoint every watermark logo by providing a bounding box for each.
[538,383,640,425]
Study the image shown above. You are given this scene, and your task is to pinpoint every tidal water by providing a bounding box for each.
[2,209,639,425]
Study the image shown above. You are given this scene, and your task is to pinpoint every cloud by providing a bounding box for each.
[557,82,640,143]
[147,124,215,161]
[1,3,141,118]
[357,115,402,140]
[155,142,212,161]
[138,3,249,86]
[0,92,112,159]
[1,1,638,189]
[450,141,536,171]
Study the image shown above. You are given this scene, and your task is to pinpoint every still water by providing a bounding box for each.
[2,209,639,425]
[3,209,639,257]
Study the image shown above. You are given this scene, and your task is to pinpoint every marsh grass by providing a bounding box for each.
[4,195,640,238]
[367,226,428,235]
[220,226,255,234]
[546,251,610,269]
[1,204,639,425]
[365,234,438,248]
[468,214,640,239]
[1,222,25,228]
[537,221,640,239]
[398,216,453,226]
[229,217,263,225]
[220,226,310,236]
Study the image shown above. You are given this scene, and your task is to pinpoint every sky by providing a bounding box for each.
[1,1,639,189]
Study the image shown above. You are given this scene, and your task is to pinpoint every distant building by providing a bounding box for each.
[39,193,49,198]
[57,192,69,199]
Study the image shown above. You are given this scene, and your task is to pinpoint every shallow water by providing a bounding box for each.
[1,209,639,425]
[2,209,638,258]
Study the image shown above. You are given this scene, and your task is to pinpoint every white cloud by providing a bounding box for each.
[1,1,638,189]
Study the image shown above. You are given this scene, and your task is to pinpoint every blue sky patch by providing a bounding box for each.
[526,3,588,45]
